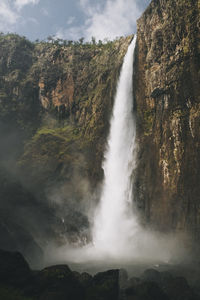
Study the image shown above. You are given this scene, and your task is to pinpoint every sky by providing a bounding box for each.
[0,0,151,41]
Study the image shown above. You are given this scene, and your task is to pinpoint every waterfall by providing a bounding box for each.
[50,35,183,265]
[92,35,139,258]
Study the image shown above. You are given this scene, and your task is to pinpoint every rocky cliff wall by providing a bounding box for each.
[135,0,200,239]
[0,34,132,259]
[21,36,132,188]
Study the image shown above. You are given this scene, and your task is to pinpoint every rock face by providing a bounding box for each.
[134,0,200,239]
[19,36,132,187]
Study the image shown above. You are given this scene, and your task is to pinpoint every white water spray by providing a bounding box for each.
[92,35,138,258]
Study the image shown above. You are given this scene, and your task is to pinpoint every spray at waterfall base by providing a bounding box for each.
[45,36,189,266]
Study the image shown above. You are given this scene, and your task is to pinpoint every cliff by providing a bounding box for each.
[0,33,132,262]
[135,0,200,239]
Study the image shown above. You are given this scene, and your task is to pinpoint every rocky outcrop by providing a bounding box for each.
[134,0,200,239]
[0,249,199,300]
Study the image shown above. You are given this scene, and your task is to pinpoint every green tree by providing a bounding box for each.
[91,36,96,45]
[79,37,84,45]
[47,35,53,43]
[98,39,103,46]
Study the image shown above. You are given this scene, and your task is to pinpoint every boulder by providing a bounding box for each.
[0,248,31,287]
[86,269,120,300]
[31,265,85,300]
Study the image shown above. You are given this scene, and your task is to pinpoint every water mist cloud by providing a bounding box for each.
[44,229,190,271]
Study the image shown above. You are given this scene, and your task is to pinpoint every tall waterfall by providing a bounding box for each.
[92,35,138,258]
[48,35,183,265]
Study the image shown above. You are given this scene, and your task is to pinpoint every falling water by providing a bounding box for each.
[92,35,139,259]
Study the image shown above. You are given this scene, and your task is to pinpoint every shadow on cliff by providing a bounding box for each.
[0,121,96,268]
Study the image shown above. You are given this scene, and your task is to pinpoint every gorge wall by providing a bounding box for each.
[0,34,132,262]
[134,0,200,240]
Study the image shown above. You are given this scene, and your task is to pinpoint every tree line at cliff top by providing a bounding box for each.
[0,31,123,48]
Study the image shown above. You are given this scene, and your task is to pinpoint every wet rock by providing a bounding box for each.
[73,271,93,289]
[141,268,162,284]
[31,265,85,300]
[140,268,199,300]
[122,280,169,300]
[135,281,169,300]
[119,268,129,288]
[0,249,31,286]
[161,276,199,300]
[0,219,43,268]
[86,269,120,300]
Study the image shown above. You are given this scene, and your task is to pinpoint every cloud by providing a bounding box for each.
[82,0,141,41]
[0,1,19,32]
[79,0,104,17]
[57,0,142,41]
[0,0,40,32]
[27,17,39,25]
[67,16,75,25]
[14,0,40,11]
[41,7,49,16]
[56,26,83,41]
